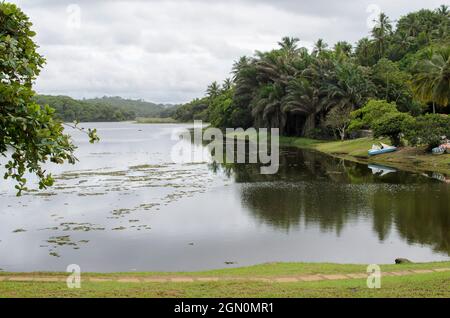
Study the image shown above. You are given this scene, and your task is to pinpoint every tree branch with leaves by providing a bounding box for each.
[0,2,98,195]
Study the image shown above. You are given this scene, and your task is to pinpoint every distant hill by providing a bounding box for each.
[34,95,179,122]
[83,96,176,117]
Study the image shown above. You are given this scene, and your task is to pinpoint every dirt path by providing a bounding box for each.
[1,267,449,283]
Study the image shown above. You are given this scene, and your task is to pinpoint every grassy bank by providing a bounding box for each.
[0,261,449,298]
[135,117,179,124]
[280,136,450,175]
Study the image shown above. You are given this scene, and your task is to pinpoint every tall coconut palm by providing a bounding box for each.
[334,41,353,58]
[232,56,258,106]
[411,46,450,113]
[222,78,233,91]
[436,4,449,17]
[371,13,393,59]
[206,81,220,99]
[278,37,300,56]
[355,37,374,66]
[232,56,250,80]
[312,38,328,56]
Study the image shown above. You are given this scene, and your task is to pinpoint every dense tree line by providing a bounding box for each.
[174,6,450,145]
[35,95,178,122]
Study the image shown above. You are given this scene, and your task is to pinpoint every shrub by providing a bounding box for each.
[349,99,398,131]
[403,114,450,149]
[372,112,414,146]
[349,99,414,146]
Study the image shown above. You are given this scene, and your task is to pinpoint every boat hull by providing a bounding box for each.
[368,147,397,156]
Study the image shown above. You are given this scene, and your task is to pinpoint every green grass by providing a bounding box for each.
[314,137,389,158]
[135,117,179,124]
[0,272,448,298]
[0,262,449,298]
[279,136,324,148]
[3,261,448,278]
[280,137,450,175]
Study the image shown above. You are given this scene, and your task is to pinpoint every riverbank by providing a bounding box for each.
[1,261,449,297]
[135,117,179,124]
[280,137,450,176]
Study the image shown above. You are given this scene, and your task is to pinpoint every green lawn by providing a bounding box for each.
[3,261,449,278]
[0,272,448,298]
[1,262,449,298]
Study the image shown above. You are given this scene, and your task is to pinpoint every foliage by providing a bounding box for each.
[411,46,450,111]
[135,117,178,124]
[34,95,177,122]
[0,2,98,195]
[180,6,449,139]
[349,100,413,146]
[208,87,234,127]
[173,97,209,122]
[371,111,414,146]
[403,114,450,149]
[371,58,423,114]
[349,99,398,131]
[325,106,352,140]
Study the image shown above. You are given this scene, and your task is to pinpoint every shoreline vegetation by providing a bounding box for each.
[225,130,450,175]
[1,261,449,298]
[280,136,450,176]
[171,5,450,180]
[135,117,179,124]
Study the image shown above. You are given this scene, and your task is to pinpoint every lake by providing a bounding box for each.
[0,122,449,272]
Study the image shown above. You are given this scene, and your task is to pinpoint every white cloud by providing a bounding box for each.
[11,0,445,103]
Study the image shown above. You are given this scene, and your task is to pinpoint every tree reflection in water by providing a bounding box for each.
[208,147,450,256]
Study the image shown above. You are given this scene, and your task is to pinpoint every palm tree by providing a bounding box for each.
[334,41,353,58]
[411,47,450,113]
[312,39,328,56]
[371,13,393,59]
[400,14,421,37]
[278,37,299,51]
[206,81,220,99]
[324,62,374,113]
[436,4,449,17]
[355,37,373,66]
[232,56,250,79]
[251,83,285,131]
[278,37,300,60]
[432,21,449,39]
[284,78,323,136]
[222,78,233,90]
[394,32,414,51]
[232,56,258,106]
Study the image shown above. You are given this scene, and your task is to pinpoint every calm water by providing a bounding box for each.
[0,122,449,272]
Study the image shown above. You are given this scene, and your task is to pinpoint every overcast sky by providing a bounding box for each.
[12,0,446,104]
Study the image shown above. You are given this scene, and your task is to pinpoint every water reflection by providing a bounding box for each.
[211,147,450,255]
[0,123,448,272]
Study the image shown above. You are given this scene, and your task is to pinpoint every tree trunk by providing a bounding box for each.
[432,102,436,114]
[339,128,345,141]
[302,113,315,137]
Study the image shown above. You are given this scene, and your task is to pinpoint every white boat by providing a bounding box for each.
[368,143,397,156]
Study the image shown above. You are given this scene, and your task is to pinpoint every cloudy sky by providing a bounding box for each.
[12,0,445,103]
